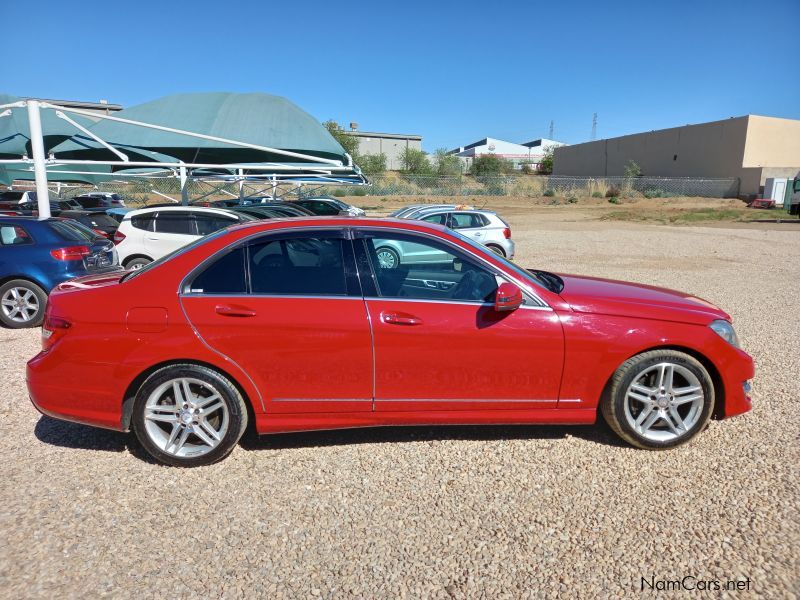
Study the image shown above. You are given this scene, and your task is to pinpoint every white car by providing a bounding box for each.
[384,208,514,265]
[114,206,253,269]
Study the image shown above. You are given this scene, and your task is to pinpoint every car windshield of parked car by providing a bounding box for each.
[447,228,560,293]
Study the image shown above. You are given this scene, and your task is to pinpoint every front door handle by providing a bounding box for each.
[382,311,422,326]
[215,304,257,317]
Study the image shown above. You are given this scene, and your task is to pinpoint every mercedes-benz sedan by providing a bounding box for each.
[27,218,754,466]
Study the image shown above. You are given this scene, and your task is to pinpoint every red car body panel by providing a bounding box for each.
[26,217,754,436]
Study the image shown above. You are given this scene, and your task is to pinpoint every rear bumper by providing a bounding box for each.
[717,347,755,419]
[26,352,125,431]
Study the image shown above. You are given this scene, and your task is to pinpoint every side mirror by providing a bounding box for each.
[494,282,523,312]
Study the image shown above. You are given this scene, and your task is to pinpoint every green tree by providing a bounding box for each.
[537,149,554,174]
[323,120,360,159]
[399,148,434,175]
[471,154,513,176]
[433,148,462,177]
[358,153,387,175]
[624,160,642,178]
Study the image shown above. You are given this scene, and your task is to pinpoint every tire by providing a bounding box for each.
[486,244,506,257]
[124,257,152,270]
[132,364,248,467]
[375,246,400,269]
[601,350,715,450]
[0,279,47,328]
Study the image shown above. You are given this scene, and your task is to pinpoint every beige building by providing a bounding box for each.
[342,126,422,171]
[553,115,800,196]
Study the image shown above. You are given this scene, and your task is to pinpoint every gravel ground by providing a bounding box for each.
[1,219,798,598]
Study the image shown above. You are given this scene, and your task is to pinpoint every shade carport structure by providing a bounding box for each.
[0,92,367,216]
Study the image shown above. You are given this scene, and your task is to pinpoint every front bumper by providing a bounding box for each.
[717,347,755,419]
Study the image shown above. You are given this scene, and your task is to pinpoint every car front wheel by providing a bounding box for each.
[602,350,714,449]
[0,279,47,328]
[132,364,248,467]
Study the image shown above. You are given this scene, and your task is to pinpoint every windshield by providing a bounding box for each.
[449,229,563,294]
[122,228,228,282]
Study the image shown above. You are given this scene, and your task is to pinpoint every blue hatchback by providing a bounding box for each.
[0,217,120,328]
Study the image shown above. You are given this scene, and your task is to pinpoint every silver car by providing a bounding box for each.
[376,208,515,268]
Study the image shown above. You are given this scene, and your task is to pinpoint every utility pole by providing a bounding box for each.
[591,113,598,141]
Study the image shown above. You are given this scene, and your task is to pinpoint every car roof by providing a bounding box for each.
[225,215,450,236]
[124,205,242,218]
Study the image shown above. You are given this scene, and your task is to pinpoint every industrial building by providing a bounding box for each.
[341,125,422,170]
[552,115,800,197]
[448,137,564,171]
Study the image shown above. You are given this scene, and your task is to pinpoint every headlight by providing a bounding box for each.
[709,320,739,347]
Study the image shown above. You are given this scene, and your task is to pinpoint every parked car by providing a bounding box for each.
[27,217,754,466]
[73,193,126,211]
[0,190,39,204]
[227,206,281,220]
[0,216,119,328]
[58,210,120,240]
[0,198,82,216]
[390,204,470,219]
[114,206,254,269]
[291,197,365,216]
[390,208,514,260]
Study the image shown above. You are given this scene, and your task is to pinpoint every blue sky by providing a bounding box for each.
[2,0,798,151]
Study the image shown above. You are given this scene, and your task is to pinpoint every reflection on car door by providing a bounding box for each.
[355,229,564,412]
[180,230,374,414]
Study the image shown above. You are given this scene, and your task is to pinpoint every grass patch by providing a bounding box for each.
[602,207,751,224]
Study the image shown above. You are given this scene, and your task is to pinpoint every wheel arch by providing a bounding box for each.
[122,254,153,267]
[0,274,49,292]
[121,359,257,432]
[597,344,725,421]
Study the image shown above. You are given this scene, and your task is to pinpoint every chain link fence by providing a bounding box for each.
[46,174,740,206]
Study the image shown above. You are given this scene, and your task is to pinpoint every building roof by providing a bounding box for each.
[342,130,422,141]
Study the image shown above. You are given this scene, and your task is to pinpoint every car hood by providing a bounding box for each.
[556,274,730,325]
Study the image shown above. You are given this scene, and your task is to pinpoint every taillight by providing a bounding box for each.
[42,307,71,352]
[50,246,91,261]
[93,228,110,238]
[503,227,511,239]
[113,230,126,245]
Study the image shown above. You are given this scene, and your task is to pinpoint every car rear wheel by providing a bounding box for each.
[601,350,714,449]
[486,244,506,257]
[375,246,400,269]
[0,279,47,328]
[132,364,248,467]
[124,257,152,270]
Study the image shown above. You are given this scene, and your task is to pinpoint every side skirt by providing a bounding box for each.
[255,408,596,435]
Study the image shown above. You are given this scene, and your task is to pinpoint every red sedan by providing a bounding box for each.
[26,218,754,467]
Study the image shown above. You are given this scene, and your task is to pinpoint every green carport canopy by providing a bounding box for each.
[50,92,353,167]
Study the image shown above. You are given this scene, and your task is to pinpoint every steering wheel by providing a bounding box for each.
[450,270,478,301]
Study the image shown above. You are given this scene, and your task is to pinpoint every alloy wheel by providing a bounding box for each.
[143,377,229,458]
[622,362,705,442]
[1,287,40,323]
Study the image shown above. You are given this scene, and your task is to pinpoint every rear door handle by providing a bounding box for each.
[215,304,257,317]
[382,311,422,326]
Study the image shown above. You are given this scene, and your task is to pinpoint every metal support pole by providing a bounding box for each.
[179,163,188,205]
[271,176,277,199]
[238,168,244,200]
[26,100,51,218]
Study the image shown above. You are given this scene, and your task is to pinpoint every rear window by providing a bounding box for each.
[76,214,118,229]
[48,220,99,242]
[0,225,33,245]
[450,213,487,229]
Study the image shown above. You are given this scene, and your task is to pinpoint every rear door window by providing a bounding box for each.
[450,213,485,229]
[0,225,33,245]
[249,236,347,295]
[154,211,194,235]
[130,213,156,231]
